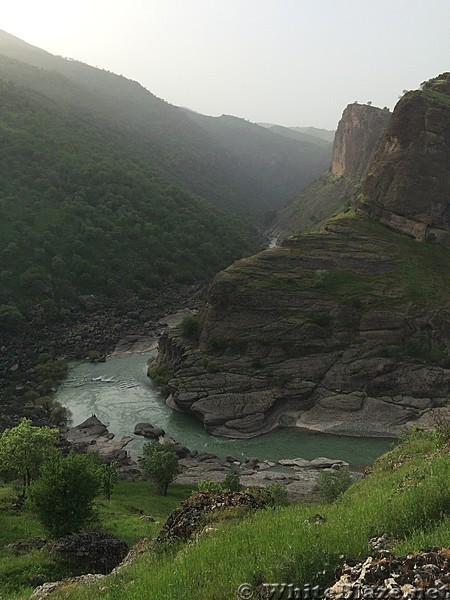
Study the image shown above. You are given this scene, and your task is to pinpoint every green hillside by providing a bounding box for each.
[0,29,328,218]
[181,111,332,211]
[0,76,257,322]
[1,427,447,599]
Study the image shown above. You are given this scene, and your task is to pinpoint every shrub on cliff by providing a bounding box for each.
[180,316,199,339]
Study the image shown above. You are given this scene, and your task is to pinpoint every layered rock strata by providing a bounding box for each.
[155,217,450,438]
[359,73,450,244]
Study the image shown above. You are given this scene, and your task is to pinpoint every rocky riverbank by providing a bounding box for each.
[0,284,204,432]
[70,415,359,502]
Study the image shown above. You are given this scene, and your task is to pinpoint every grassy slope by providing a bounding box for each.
[0,482,193,598]
[242,214,450,312]
[35,429,449,599]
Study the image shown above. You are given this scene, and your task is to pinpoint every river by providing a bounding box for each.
[56,351,394,467]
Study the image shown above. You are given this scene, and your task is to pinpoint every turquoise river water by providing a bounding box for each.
[56,352,394,467]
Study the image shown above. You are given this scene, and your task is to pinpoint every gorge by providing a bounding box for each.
[153,73,450,440]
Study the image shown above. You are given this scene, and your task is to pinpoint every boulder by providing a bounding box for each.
[133,422,165,439]
[49,532,128,574]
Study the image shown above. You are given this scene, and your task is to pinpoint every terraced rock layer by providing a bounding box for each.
[155,216,450,438]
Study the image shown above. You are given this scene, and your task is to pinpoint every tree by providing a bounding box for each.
[142,442,180,496]
[0,418,58,495]
[317,468,353,502]
[99,461,118,500]
[29,451,101,538]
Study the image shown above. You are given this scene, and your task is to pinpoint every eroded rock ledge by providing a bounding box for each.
[154,217,450,439]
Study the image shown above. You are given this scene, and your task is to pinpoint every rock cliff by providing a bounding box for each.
[154,75,450,439]
[275,103,390,238]
[331,103,392,178]
[359,73,450,244]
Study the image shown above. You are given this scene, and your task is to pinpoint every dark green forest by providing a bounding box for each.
[0,77,257,328]
[0,29,330,328]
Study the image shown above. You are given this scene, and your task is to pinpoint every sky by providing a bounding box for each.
[1,0,449,129]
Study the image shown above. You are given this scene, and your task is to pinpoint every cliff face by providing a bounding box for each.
[275,103,390,239]
[359,73,450,244]
[155,75,450,439]
[331,103,392,178]
[157,216,450,438]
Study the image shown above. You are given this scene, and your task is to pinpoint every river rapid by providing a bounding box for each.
[55,351,394,467]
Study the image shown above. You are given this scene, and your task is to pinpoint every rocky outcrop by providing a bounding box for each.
[154,75,450,439]
[360,73,450,244]
[331,103,391,178]
[155,213,450,439]
[62,415,138,472]
[275,103,390,239]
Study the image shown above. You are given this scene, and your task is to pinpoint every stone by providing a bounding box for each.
[133,422,165,439]
[49,532,129,574]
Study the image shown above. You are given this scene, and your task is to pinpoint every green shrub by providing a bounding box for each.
[148,364,173,386]
[251,357,263,369]
[308,312,331,327]
[180,316,199,339]
[266,483,289,506]
[29,451,101,538]
[197,480,224,493]
[317,468,352,502]
[223,473,241,493]
[313,269,329,287]
[275,371,292,387]
[207,336,228,353]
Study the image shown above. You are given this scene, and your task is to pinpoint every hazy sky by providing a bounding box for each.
[1,0,449,129]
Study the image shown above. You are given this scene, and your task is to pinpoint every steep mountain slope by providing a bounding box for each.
[274,103,391,237]
[0,29,328,218]
[154,75,450,438]
[178,111,332,213]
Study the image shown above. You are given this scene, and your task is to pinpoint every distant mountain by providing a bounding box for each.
[0,30,329,219]
[258,123,335,145]
[180,111,332,213]
[291,126,335,143]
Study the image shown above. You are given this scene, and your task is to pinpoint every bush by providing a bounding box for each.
[142,442,180,496]
[0,302,25,332]
[308,312,331,327]
[99,461,118,500]
[148,364,173,386]
[197,480,224,493]
[223,473,242,492]
[207,336,228,353]
[266,482,289,506]
[29,451,101,538]
[275,371,292,387]
[316,468,353,502]
[180,316,199,339]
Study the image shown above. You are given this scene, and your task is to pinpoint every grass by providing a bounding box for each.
[38,428,450,600]
[0,481,193,598]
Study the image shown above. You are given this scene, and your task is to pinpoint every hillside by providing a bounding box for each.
[4,426,447,599]
[181,111,332,214]
[0,29,328,218]
[0,76,258,320]
[153,75,450,439]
